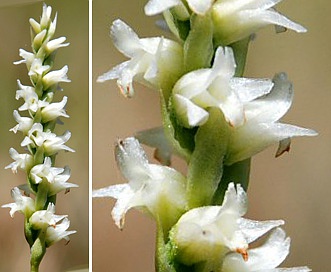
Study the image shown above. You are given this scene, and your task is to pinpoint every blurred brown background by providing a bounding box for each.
[93,0,330,271]
[0,1,88,271]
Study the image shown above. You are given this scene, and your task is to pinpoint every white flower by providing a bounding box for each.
[173,47,316,164]
[221,228,311,272]
[10,110,34,134]
[93,137,187,229]
[16,80,49,113]
[45,217,76,247]
[21,123,75,156]
[29,157,77,195]
[28,58,51,80]
[29,203,67,229]
[42,65,70,89]
[41,96,69,123]
[5,148,34,173]
[145,0,306,45]
[2,187,35,218]
[30,157,63,184]
[212,0,307,45]
[173,47,274,127]
[45,37,69,54]
[97,19,183,97]
[42,130,74,155]
[225,72,317,164]
[14,49,35,69]
[170,183,284,267]
[48,166,78,196]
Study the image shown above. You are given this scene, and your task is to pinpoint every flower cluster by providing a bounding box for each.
[3,4,77,270]
[95,0,314,271]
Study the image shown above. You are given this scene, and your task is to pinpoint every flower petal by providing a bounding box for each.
[144,0,180,16]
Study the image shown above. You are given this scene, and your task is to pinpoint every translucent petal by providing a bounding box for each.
[144,0,180,16]
[230,77,273,103]
[115,137,150,183]
[238,218,284,243]
[111,19,143,57]
[135,127,172,166]
[244,73,293,123]
[187,0,213,15]
[245,228,290,269]
[227,122,317,165]
[244,9,307,33]
[97,61,130,82]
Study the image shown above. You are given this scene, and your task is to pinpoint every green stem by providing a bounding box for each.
[30,229,47,272]
[183,13,214,72]
[156,227,176,272]
[187,108,230,208]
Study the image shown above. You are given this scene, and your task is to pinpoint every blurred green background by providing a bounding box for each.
[0,1,88,271]
[93,0,331,271]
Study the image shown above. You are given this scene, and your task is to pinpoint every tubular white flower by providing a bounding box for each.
[28,58,51,79]
[10,110,34,134]
[45,37,69,54]
[41,96,69,123]
[172,47,316,164]
[212,0,307,45]
[42,65,70,89]
[225,73,317,164]
[21,123,75,155]
[16,80,49,113]
[5,148,34,173]
[93,137,187,229]
[170,183,284,266]
[2,187,35,218]
[42,130,75,155]
[145,0,306,45]
[29,158,78,195]
[173,46,274,127]
[221,228,311,272]
[45,217,76,247]
[48,166,78,196]
[30,157,63,184]
[97,19,183,97]
[14,49,35,68]
[29,203,67,229]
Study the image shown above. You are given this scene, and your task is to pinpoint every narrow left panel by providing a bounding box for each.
[0,1,89,271]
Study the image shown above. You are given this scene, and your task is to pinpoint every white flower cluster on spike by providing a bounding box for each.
[3,4,77,247]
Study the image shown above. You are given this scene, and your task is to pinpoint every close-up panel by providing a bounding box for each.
[92,1,330,272]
